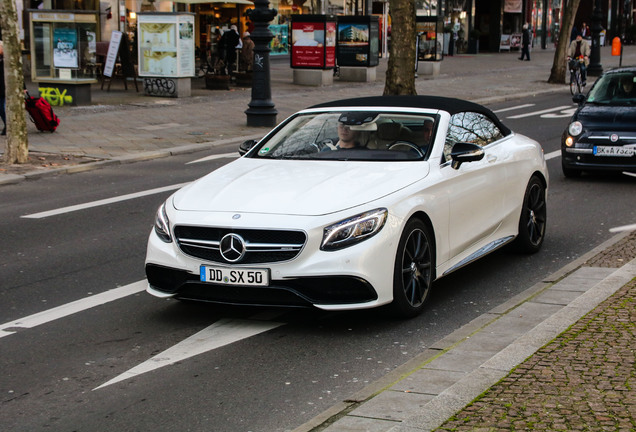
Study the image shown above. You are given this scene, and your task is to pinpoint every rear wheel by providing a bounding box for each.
[515,176,547,254]
[391,219,434,318]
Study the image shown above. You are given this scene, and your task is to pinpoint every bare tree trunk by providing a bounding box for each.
[0,0,29,164]
[383,0,416,95]
[548,0,581,84]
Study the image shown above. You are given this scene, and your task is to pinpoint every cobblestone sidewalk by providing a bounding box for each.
[437,232,636,432]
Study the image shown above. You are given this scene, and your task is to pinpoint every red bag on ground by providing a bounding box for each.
[25,94,60,132]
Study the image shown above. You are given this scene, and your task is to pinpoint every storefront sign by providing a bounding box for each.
[103,30,122,78]
[504,0,522,13]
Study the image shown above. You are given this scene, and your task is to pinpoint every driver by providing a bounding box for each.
[616,75,635,99]
[335,122,362,149]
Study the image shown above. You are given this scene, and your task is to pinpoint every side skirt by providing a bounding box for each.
[442,235,516,277]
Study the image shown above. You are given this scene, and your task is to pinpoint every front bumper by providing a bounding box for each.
[146,264,378,308]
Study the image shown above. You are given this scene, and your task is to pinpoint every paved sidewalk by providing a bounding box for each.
[1,44,635,432]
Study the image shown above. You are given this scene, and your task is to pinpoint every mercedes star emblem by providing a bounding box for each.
[219,233,247,263]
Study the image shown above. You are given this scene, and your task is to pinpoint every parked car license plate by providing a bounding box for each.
[200,265,269,286]
[593,146,635,157]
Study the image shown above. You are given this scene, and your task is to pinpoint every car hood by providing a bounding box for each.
[172,158,430,216]
[577,104,636,131]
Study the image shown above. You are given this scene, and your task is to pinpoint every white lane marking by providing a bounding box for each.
[609,223,636,233]
[507,105,572,119]
[545,150,561,161]
[541,107,578,118]
[21,183,189,219]
[186,152,239,165]
[0,281,147,339]
[492,104,535,113]
[94,317,284,390]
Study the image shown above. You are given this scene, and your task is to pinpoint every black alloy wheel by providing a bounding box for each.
[515,175,547,253]
[391,219,434,318]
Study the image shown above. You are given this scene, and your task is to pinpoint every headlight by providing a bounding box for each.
[568,121,583,136]
[321,208,388,251]
[565,136,575,147]
[154,202,172,243]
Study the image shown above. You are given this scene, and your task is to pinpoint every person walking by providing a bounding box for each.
[0,41,6,136]
[240,32,255,72]
[219,25,241,75]
[518,23,531,61]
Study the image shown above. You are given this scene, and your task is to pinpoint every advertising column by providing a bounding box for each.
[290,15,336,86]
[336,15,379,82]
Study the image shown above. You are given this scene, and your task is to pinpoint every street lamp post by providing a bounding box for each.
[588,0,604,76]
[245,0,278,127]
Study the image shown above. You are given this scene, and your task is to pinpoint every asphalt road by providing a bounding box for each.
[1,91,635,432]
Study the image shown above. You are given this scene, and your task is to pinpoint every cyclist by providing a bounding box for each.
[567,34,590,86]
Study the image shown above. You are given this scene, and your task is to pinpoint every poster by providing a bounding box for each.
[325,21,336,67]
[53,28,78,68]
[291,21,325,68]
[337,23,370,66]
[178,16,195,76]
[103,30,122,78]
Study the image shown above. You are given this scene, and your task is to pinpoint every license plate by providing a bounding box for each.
[593,146,635,157]
[200,265,269,286]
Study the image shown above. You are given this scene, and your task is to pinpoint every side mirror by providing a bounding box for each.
[238,139,258,156]
[450,142,485,169]
[572,93,586,105]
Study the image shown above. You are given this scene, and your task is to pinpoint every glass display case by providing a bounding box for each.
[137,12,195,78]
[416,16,443,61]
[29,10,100,83]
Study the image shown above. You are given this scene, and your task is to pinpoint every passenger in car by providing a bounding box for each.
[422,119,434,146]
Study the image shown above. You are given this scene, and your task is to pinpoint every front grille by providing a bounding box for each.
[174,226,307,264]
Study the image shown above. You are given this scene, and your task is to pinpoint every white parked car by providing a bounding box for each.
[145,96,548,318]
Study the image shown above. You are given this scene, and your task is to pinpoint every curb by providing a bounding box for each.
[292,231,635,432]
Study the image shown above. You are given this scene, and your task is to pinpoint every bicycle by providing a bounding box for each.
[568,57,585,95]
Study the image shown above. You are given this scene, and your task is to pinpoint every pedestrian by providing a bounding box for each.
[581,22,591,40]
[570,24,581,42]
[0,40,6,136]
[518,23,531,61]
[240,32,255,72]
[219,25,241,75]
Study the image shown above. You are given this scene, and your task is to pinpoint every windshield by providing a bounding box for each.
[587,72,636,105]
[249,111,438,161]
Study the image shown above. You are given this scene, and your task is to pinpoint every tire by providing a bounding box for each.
[570,73,577,95]
[390,219,434,318]
[515,176,547,254]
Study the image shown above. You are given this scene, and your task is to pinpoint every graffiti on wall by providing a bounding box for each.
[39,87,73,106]
[143,78,177,97]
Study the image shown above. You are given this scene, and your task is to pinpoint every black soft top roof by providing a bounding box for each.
[310,95,511,136]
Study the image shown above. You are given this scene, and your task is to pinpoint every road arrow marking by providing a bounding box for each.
[507,105,572,119]
[94,317,284,390]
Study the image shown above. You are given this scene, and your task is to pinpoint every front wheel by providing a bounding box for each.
[515,176,547,254]
[569,72,580,95]
[390,219,434,318]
